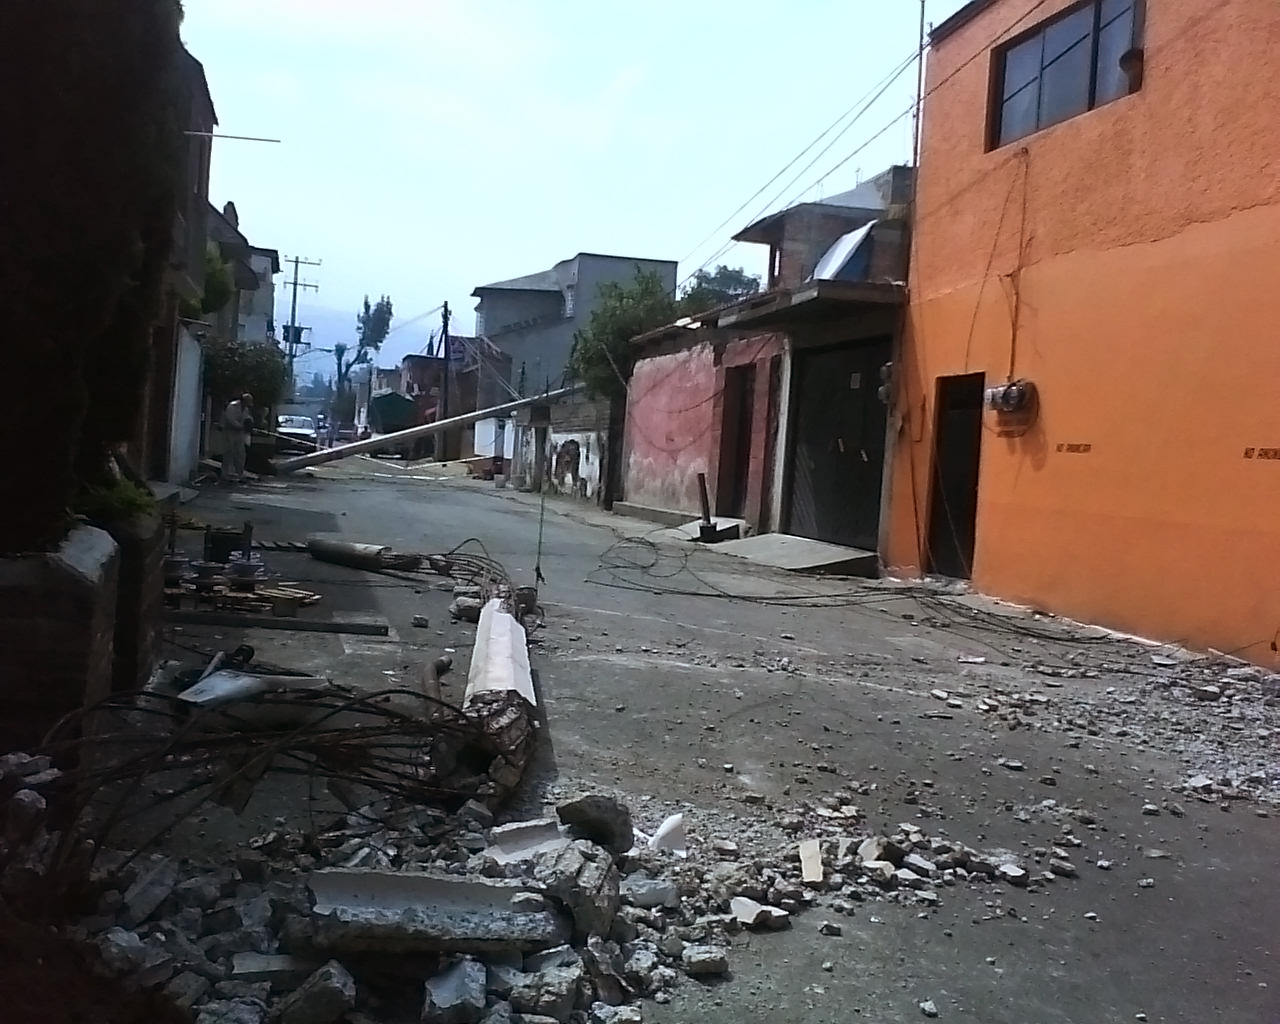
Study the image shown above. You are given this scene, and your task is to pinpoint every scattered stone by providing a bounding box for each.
[1138,878,1155,889]
[919,999,939,1018]
[996,864,1029,888]
[557,796,635,856]
[620,876,679,910]
[728,896,788,930]
[999,759,1025,771]
[710,840,739,858]
[1144,849,1172,860]
[590,1003,643,1023]
[1084,912,1099,921]
[176,876,222,910]
[411,615,431,628]
[232,952,317,985]
[818,920,842,937]
[532,841,620,938]
[681,945,729,977]
[903,853,936,876]
[423,957,487,1024]
[862,860,897,885]
[275,960,356,1024]
[705,861,766,903]
[1048,858,1078,878]
[1141,804,1160,816]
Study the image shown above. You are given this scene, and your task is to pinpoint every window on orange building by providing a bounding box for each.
[992,0,1141,148]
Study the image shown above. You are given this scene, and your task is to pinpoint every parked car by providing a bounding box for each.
[276,415,318,454]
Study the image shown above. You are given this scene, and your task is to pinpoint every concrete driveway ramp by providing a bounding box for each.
[307,869,571,953]
[711,533,878,576]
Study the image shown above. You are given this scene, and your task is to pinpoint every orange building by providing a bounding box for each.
[887,0,1280,662]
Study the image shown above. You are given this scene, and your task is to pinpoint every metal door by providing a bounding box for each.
[784,338,893,551]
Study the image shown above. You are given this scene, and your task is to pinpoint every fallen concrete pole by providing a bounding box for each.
[467,598,537,708]
[276,384,585,472]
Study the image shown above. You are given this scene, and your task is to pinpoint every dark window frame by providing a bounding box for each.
[987,0,1144,150]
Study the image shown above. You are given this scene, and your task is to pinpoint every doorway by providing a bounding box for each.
[784,337,893,551]
[927,373,985,578]
[716,364,756,518]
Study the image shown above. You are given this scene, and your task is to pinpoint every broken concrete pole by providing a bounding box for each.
[532,841,620,938]
[557,796,634,856]
[799,839,824,885]
[681,945,729,977]
[276,961,356,1024]
[619,877,679,910]
[466,599,536,708]
[422,957,487,1024]
[122,857,179,927]
[509,960,584,1022]
[308,870,571,953]
[646,813,686,856]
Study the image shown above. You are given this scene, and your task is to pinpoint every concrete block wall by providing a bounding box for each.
[0,526,119,750]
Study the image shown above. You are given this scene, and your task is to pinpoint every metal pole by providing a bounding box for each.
[276,384,586,472]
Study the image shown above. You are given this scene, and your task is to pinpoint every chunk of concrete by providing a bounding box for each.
[681,945,729,977]
[509,961,584,1022]
[728,897,789,931]
[122,856,179,927]
[591,1004,644,1023]
[231,952,317,985]
[557,796,634,856]
[276,961,356,1024]
[620,876,679,910]
[466,600,536,707]
[422,957,487,1024]
[646,813,686,857]
[165,971,212,1009]
[532,841,620,938]
[486,819,569,867]
[196,1000,267,1024]
[861,860,897,885]
[799,839,824,885]
[308,870,571,953]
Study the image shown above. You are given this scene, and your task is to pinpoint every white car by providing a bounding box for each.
[276,415,318,453]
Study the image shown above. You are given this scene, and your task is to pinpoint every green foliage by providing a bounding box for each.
[73,479,157,526]
[336,295,394,391]
[567,270,676,400]
[677,264,761,316]
[178,243,235,319]
[203,336,287,409]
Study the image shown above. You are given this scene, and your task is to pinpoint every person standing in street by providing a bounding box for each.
[221,392,254,483]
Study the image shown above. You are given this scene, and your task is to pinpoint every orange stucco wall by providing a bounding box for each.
[887,0,1280,662]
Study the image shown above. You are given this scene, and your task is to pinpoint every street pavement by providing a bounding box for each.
[175,459,1279,1024]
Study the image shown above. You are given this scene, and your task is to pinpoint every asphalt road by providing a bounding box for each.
[174,461,1279,1024]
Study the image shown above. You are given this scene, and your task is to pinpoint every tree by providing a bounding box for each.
[677,264,761,317]
[203,336,287,411]
[566,270,676,401]
[334,294,393,393]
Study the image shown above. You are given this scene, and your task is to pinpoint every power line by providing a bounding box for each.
[677,47,921,268]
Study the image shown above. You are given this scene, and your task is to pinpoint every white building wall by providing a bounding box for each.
[168,327,204,483]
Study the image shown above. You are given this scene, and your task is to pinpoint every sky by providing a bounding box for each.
[181,0,972,375]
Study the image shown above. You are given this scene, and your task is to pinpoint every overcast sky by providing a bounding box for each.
[181,0,971,372]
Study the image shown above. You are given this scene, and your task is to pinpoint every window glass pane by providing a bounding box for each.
[1095,7,1136,103]
[1002,35,1042,100]
[1000,82,1039,145]
[1039,36,1092,128]
[1043,5,1093,63]
[1101,0,1133,24]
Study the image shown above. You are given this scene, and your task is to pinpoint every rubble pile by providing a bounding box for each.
[959,658,1280,804]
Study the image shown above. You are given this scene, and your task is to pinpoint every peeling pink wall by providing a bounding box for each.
[623,344,718,515]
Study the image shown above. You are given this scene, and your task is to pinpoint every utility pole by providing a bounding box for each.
[912,0,927,168]
[440,301,451,419]
[282,255,321,393]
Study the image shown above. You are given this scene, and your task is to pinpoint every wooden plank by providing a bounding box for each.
[164,610,389,635]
